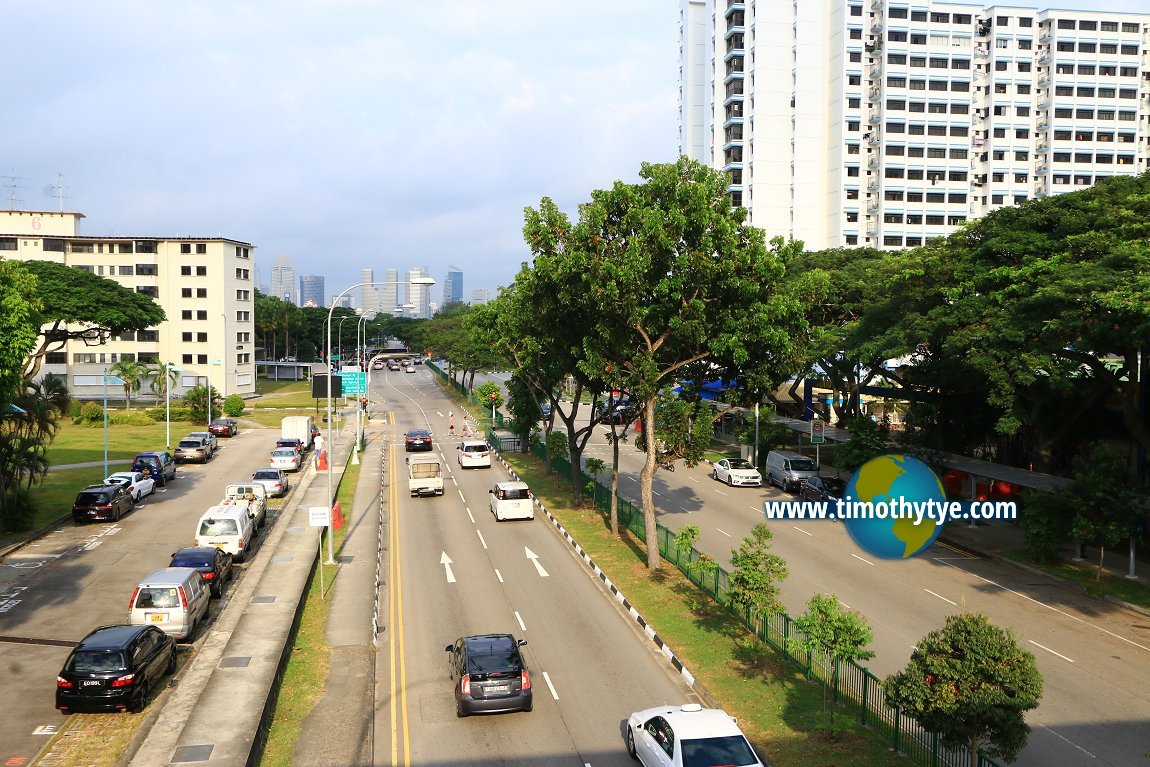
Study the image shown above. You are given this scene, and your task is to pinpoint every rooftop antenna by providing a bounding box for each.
[45,172,69,212]
[2,168,24,210]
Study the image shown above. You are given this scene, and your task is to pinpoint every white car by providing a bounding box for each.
[404,365,416,373]
[489,481,534,521]
[626,703,764,767]
[457,440,492,469]
[269,447,302,472]
[711,458,762,487]
[104,471,157,502]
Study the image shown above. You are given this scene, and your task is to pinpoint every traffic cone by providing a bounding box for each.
[317,449,328,471]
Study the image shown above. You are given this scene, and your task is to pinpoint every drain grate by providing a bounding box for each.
[271,555,293,563]
[250,595,277,604]
[172,744,214,762]
[219,656,251,669]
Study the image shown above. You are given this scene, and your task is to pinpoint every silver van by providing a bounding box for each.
[194,506,256,563]
[764,450,820,492]
[127,567,211,642]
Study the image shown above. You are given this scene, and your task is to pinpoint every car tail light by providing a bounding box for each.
[521,670,531,690]
[129,587,140,609]
[178,587,188,609]
[97,504,112,511]
[194,538,201,547]
[201,571,215,580]
[57,676,73,688]
[111,673,136,688]
[238,538,245,551]
[460,675,471,695]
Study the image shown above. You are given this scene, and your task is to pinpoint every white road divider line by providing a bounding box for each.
[494,569,503,583]
[714,489,727,496]
[688,476,699,483]
[792,526,812,536]
[1038,724,1096,757]
[838,598,852,609]
[924,589,957,606]
[466,507,475,524]
[514,611,526,631]
[476,530,487,550]
[458,489,466,502]
[715,528,732,538]
[542,671,559,700]
[851,553,875,566]
[1029,640,1074,663]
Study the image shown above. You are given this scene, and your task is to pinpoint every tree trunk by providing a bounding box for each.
[610,424,620,535]
[969,735,979,767]
[1097,543,1106,580]
[640,398,660,570]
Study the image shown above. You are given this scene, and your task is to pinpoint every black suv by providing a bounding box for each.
[72,484,134,523]
[56,624,176,714]
[169,546,233,598]
[445,634,532,716]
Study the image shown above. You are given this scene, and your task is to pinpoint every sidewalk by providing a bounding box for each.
[293,430,384,767]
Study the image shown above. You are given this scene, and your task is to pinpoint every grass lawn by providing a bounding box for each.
[502,455,908,767]
[258,453,361,766]
[252,379,321,409]
[1003,550,1150,610]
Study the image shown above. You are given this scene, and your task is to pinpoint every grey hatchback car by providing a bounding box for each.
[445,634,532,717]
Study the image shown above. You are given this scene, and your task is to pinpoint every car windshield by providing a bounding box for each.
[466,649,521,675]
[408,431,428,439]
[75,491,110,505]
[134,587,181,609]
[788,458,819,472]
[463,444,487,453]
[67,650,127,674]
[199,518,238,536]
[133,458,158,470]
[272,449,296,457]
[178,440,201,448]
[253,470,280,480]
[171,552,213,568]
[729,459,755,470]
[681,735,759,767]
[106,474,132,483]
[498,487,530,501]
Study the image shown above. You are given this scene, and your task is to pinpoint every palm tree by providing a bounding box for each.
[147,360,181,402]
[109,360,146,410]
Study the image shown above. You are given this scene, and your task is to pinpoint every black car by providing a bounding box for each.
[798,475,846,504]
[405,429,433,452]
[169,547,233,598]
[539,402,552,420]
[445,634,533,717]
[56,624,176,714]
[594,397,637,425]
[72,484,134,523]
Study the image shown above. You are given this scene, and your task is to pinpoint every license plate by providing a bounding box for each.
[148,613,168,622]
[485,685,509,695]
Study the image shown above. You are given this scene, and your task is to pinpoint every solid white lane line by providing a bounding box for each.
[466,508,475,524]
[852,554,875,566]
[514,611,526,631]
[1038,724,1096,758]
[748,505,759,513]
[838,598,852,609]
[924,589,957,606]
[792,526,813,536]
[687,476,700,483]
[542,671,560,700]
[936,559,1150,653]
[494,569,504,583]
[457,489,466,502]
[714,489,728,497]
[1029,640,1075,663]
[476,530,487,550]
[715,528,732,538]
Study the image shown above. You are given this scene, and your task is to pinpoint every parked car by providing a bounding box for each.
[104,471,156,502]
[405,429,433,452]
[72,484,134,523]
[457,440,492,469]
[194,506,256,563]
[445,634,532,717]
[275,437,305,454]
[626,703,764,767]
[764,450,820,492]
[208,418,238,437]
[175,437,212,464]
[594,396,637,425]
[251,468,291,497]
[798,475,846,503]
[539,402,552,420]
[131,451,176,486]
[710,458,763,488]
[187,431,218,454]
[169,547,233,598]
[55,624,176,714]
[127,567,211,641]
[269,447,302,472]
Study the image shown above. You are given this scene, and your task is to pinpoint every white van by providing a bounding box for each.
[457,440,492,469]
[489,481,535,521]
[764,450,820,492]
[194,505,256,563]
[127,567,211,642]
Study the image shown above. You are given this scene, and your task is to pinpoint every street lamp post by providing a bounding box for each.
[325,280,433,566]
[103,368,125,478]
[207,360,221,426]
[336,316,353,369]
[165,365,183,451]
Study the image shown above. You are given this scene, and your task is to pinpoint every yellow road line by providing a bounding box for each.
[396,437,411,764]
[389,434,398,767]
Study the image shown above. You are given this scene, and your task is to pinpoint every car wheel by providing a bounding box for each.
[456,701,467,718]
[626,728,638,759]
[129,681,149,713]
[727,475,734,487]
[167,647,178,675]
[711,469,717,480]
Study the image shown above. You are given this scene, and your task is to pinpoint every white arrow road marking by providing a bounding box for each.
[525,547,549,577]
[440,552,456,583]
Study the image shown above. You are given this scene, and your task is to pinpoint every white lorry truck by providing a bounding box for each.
[218,483,268,530]
[407,456,444,497]
[281,415,315,451]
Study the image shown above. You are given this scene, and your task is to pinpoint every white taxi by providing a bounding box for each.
[625,703,764,767]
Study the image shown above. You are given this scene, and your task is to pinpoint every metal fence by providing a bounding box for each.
[507,439,1005,767]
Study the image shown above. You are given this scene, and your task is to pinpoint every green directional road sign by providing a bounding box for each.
[341,372,367,396]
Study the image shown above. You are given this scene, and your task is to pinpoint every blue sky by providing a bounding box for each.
[0,1,1140,303]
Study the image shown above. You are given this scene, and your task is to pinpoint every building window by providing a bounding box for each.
[906,237,923,246]
[138,330,158,342]
[907,192,924,202]
[196,243,207,254]
[182,354,194,364]
[910,56,926,67]
[1014,151,1029,161]
[884,213,904,223]
[182,332,193,343]
[197,355,208,365]
[136,264,158,276]
[197,332,208,343]
[182,288,192,298]
[197,288,207,298]
[846,212,859,222]
[927,192,946,203]
[885,168,906,178]
[886,145,906,156]
[235,268,250,280]
[118,265,134,275]
[889,30,908,42]
[136,286,158,298]
[237,332,251,343]
[887,76,906,88]
[887,54,907,65]
[908,169,925,180]
[197,310,208,320]
[181,266,192,276]
[925,215,945,225]
[135,241,157,253]
[845,235,859,245]
[46,352,67,365]
[885,190,905,200]
[196,265,207,276]
[888,99,906,110]
[181,310,193,320]
[73,353,97,364]
[237,353,251,365]
[883,236,904,246]
[237,311,250,322]
[1057,19,1075,30]
[180,244,192,254]
[909,79,926,90]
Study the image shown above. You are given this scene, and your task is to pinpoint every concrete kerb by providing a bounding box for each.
[492,450,705,697]
[123,444,349,767]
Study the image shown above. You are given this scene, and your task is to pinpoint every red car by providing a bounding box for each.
[209,418,238,437]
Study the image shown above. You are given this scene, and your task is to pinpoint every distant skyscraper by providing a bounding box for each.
[299,275,325,307]
[360,268,381,314]
[381,268,399,315]
[471,288,490,305]
[270,255,296,304]
[443,267,464,307]
[406,266,432,318]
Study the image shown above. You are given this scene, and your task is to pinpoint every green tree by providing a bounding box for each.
[182,385,220,425]
[788,593,875,737]
[147,361,181,401]
[223,394,245,417]
[545,429,569,478]
[17,260,165,384]
[639,394,713,470]
[726,523,788,617]
[524,157,824,569]
[1065,444,1142,578]
[109,359,147,410]
[475,381,503,418]
[833,416,890,472]
[884,613,1043,767]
